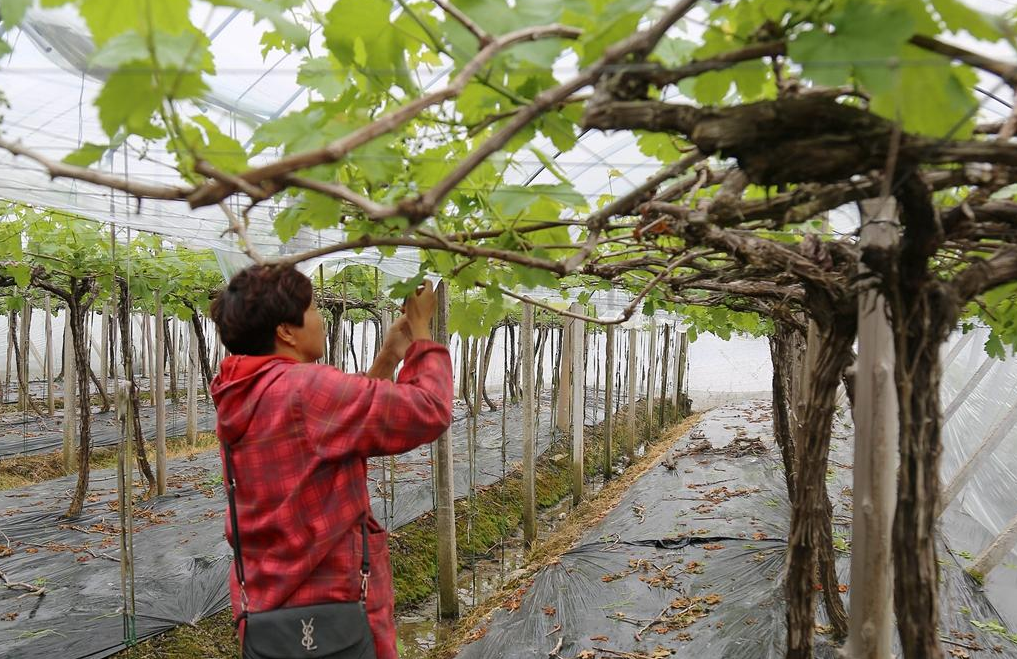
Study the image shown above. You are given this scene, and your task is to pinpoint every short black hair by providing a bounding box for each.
[210,264,313,356]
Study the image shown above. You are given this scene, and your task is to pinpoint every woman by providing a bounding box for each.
[209,264,453,658]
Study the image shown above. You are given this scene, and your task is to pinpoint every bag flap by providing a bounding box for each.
[243,602,375,659]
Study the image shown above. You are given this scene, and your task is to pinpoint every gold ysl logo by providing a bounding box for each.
[300,617,317,652]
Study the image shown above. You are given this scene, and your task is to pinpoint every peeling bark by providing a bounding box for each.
[785,317,854,657]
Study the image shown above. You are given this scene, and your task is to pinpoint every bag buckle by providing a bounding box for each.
[239,580,250,613]
[360,570,370,602]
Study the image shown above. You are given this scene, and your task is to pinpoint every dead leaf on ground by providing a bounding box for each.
[542,605,556,617]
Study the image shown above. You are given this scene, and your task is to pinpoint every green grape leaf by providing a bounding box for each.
[79,0,192,45]
[869,45,977,137]
[62,142,108,167]
[297,56,349,100]
[207,0,310,48]
[324,0,414,93]
[931,0,1002,40]
[0,0,33,25]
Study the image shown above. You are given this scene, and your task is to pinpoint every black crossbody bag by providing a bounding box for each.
[223,440,377,659]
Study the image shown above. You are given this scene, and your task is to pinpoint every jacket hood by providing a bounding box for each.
[210,354,297,444]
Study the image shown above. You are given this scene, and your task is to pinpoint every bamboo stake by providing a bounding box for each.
[433,282,459,620]
[154,295,167,495]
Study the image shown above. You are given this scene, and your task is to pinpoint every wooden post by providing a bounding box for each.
[969,513,1017,581]
[940,398,1017,513]
[186,322,198,445]
[154,296,167,495]
[943,354,995,421]
[99,303,109,401]
[19,303,30,412]
[659,324,670,427]
[62,312,77,472]
[45,296,55,416]
[556,316,573,433]
[677,333,688,413]
[521,303,536,548]
[626,328,637,461]
[570,303,585,505]
[433,282,459,619]
[845,197,899,659]
[5,310,13,400]
[168,317,178,402]
[603,324,615,480]
[644,318,658,443]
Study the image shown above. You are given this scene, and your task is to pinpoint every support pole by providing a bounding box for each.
[603,324,614,481]
[678,332,688,413]
[19,303,30,412]
[626,328,637,461]
[845,197,899,659]
[556,316,573,434]
[968,513,1017,581]
[940,399,1017,513]
[644,318,658,443]
[570,303,585,506]
[521,303,536,548]
[659,324,670,427]
[186,322,198,445]
[154,296,167,495]
[100,304,109,401]
[942,331,975,369]
[62,311,77,473]
[943,355,995,422]
[433,282,459,619]
[45,296,55,416]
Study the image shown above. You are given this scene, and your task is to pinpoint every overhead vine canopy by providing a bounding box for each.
[0,3,1015,656]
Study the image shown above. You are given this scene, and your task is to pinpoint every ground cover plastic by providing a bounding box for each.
[455,401,1017,659]
[0,389,610,659]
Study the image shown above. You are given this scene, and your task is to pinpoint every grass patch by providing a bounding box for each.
[0,433,220,491]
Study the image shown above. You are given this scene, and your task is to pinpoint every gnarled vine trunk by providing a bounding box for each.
[65,279,94,518]
[890,284,954,659]
[117,279,156,498]
[769,321,803,501]
[785,316,853,658]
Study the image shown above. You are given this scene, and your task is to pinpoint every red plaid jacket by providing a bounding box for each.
[210,340,453,659]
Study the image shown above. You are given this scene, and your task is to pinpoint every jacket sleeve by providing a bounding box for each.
[301,340,454,459]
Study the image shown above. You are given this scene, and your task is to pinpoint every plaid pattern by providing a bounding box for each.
[210,340,453,659]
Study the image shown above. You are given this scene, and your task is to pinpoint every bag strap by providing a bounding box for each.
[222,440,371,616]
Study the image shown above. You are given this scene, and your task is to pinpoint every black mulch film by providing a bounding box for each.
[0,390,612,659]
[454,402,1017,659]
